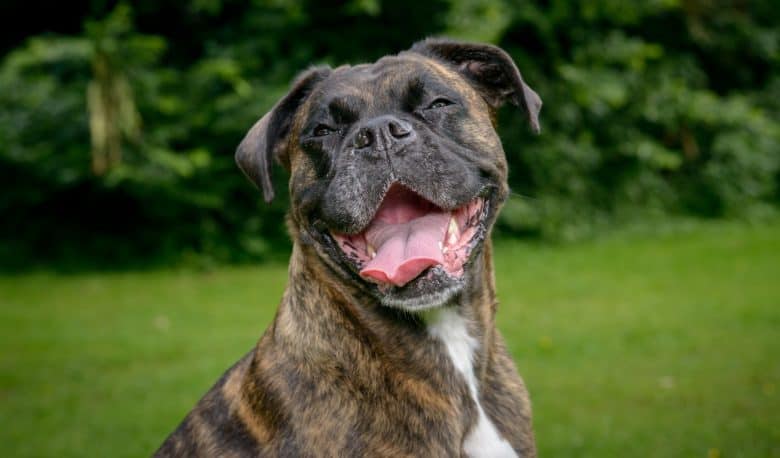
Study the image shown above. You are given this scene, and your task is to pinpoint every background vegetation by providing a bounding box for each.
[1,0,778,269]
[1,1,778,457]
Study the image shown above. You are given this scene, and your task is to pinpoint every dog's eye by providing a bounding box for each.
[426,98,454,110]
[313,124,335,137]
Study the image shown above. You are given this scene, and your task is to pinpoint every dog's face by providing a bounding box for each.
[237,39,541,312]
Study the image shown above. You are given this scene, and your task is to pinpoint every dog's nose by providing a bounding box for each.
[352,116,415,152]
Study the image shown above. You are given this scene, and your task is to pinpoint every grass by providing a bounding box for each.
[1,220,778,457]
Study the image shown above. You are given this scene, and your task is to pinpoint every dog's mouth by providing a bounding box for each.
[329,183,490,290]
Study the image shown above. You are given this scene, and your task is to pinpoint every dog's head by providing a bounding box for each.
[236,38,541,311]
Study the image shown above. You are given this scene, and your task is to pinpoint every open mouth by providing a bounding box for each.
[331,183,489,289]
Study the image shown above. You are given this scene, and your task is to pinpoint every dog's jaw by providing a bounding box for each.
[315,184,496,312]
[379,282,463,311]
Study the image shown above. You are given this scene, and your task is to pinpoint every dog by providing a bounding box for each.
[155,38,542,457]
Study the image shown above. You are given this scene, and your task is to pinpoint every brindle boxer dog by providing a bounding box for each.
[155,38,542,457]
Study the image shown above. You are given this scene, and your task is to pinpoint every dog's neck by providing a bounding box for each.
[271,238,516,455]
[269,236,499,381]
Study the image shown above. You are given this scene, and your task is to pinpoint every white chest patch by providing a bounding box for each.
[426,309,519,458]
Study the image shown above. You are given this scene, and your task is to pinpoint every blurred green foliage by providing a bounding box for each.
[1,0,778,269]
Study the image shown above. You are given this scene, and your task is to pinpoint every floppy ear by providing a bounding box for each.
[236,66,331,202]
[410,38,542,134]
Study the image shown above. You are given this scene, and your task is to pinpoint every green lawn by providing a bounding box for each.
[1,221,778,457]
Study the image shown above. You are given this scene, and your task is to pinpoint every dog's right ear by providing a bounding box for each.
[236,66,331,202]
[411,38,542,134]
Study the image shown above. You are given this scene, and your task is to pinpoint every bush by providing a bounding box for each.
[1,0,778,267]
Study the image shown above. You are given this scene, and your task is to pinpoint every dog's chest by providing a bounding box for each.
[425,309,519,458]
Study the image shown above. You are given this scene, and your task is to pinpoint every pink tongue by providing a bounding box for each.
[360,213,449,286]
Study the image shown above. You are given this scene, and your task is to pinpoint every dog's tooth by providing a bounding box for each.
[447,217,460,245]
[438,241,443,251]
[367,243,376,259]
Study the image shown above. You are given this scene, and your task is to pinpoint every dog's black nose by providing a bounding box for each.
[352,116,415,153]
[387,118,412,138]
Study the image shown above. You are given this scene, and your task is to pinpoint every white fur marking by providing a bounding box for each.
[426,309,518,458]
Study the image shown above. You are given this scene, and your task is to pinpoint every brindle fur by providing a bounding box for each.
[156,38,540,457]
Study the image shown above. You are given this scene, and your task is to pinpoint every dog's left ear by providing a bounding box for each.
[411,38,542,134]
[236,66,332,202]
